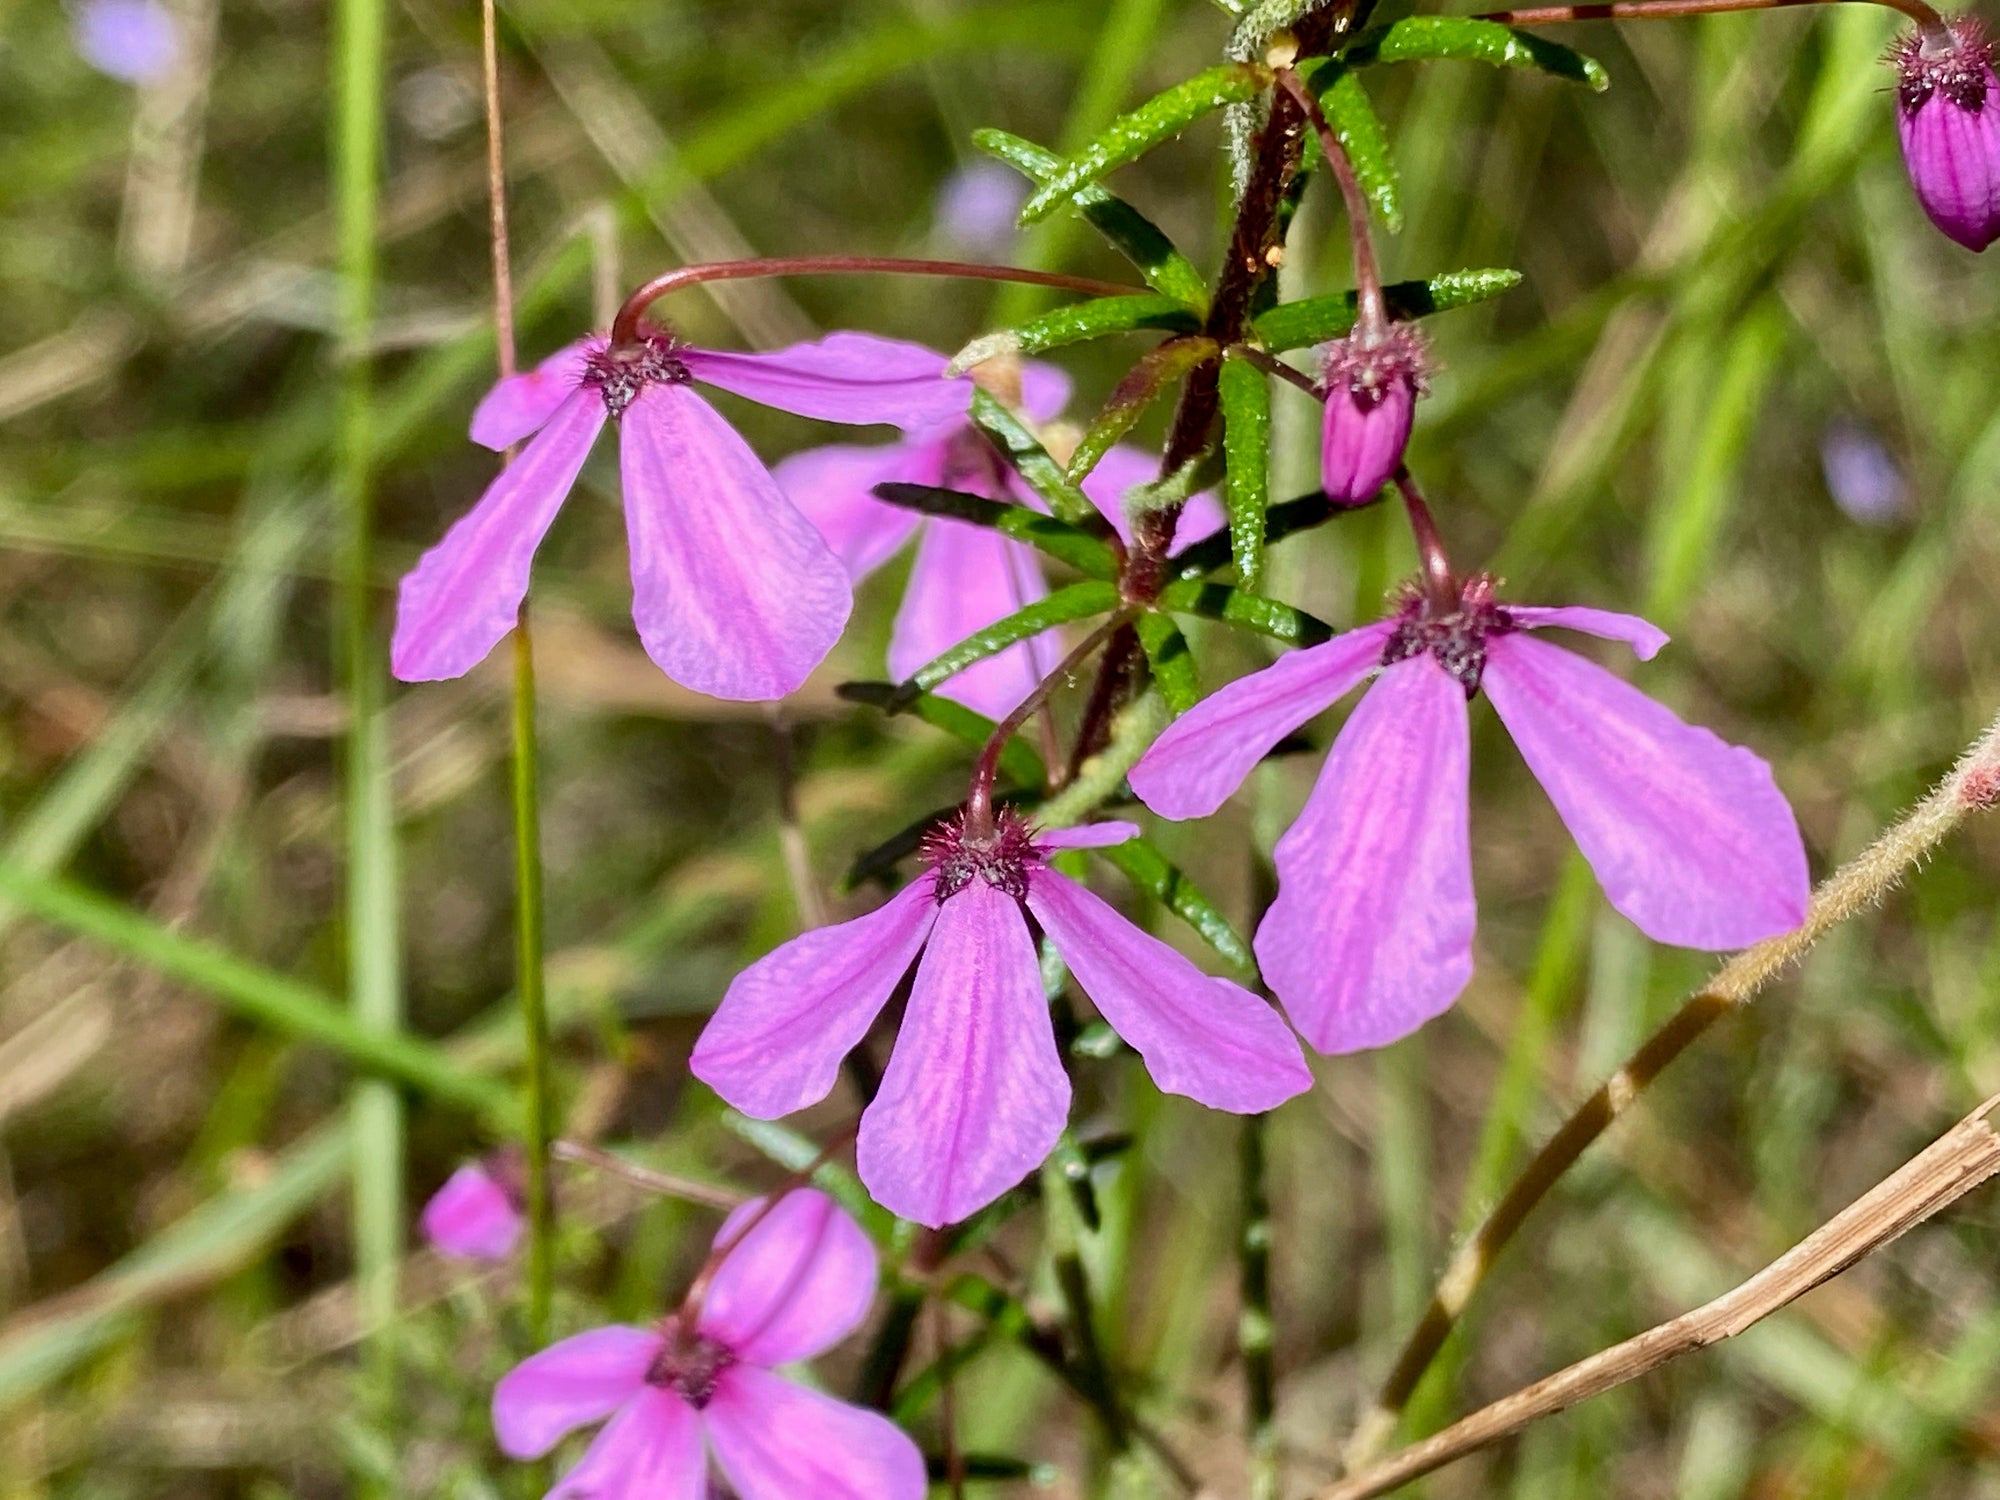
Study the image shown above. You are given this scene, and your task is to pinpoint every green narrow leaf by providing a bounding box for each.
[1341,16,1609,91]
[1095,837,1255,975]
[970,388,1098,525]
[1252,268,1523,353]
[1067,337,1218,484]
[1019,62,1271,222]
[871,483,1118,579]
[1171,486,1386,577]
[835,682,1047,784]
[973,128,1209,310]
[1157,578,1335,646]
[1217,351,1272,591]
[1314,66,1402,233]
[950,294,1201,375]
[907,580,1120,693]
[1135,611,1199,711]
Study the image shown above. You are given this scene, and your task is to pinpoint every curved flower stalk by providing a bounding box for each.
[421,1151,526,1261]
[392,331,971,701]
[1892,17,2000,250]
[493,1188,925,1499]
[690,815,1311,1227]
[1128,575,1811,1054]
[776,364,1224,718]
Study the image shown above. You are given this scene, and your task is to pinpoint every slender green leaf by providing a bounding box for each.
[1019,63,1271,222]
[1340,16,1609,91]
[835,682,1049,785]
[951,294,1201,375]
[1067,337,1218,484]
[974,128,1209,310]
[1315,67,1402,232]
[1158,578,1335,645]
[970,388,1098,525]
[872,482,1118,578]
[1218,351,1272,591]
[1095,837,1256,975]
[1135,611,1199,711]
[907,581,1120,692]
[1172,486,1386,576]
[1252,268,1523,352]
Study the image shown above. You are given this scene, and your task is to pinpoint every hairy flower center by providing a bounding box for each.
[1893,19,1994,114]
[1319,324,1432,410]
[1380,574,1515,697]
[920,806,1039,902]
[645,1321,735,1409]
[582,335,693,420]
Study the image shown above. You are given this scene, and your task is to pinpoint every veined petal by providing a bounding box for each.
[471,338,593,450]
[1483,633,1810,949]
[392,390,604,682]
[1028,870,1311,1112]
[696,1189,878,1367]
[706,1367,928,1500]
[491,1326,660,1458]
[773,441,932,579]
[856,880,1068,1227]
[690,880,937,1119]
[542,1389,705,1500]
[620,383,852,701]
[1127,622,1396,820]
[888,519,1059,720]
[684,333,972,432]
[1255,658,1475,1054]
[1036,821,1140,851]
[1080,444,1226,553]
[1508,605,1668,661]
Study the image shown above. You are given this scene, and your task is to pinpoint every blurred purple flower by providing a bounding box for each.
[71,0,180,84]
[691,815,1310,1227]
[1892,19,2000,252]
[1820,420,1908,527]
[934,161,1028,258]
[421,1153,525,1261]
[493,1189,925,1500]
[1129,578,1810,1055]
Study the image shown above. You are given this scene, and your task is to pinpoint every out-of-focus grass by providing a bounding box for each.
[0,0,1996,1496]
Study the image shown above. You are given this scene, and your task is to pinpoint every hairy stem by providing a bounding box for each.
[1392,468,1457,613]
[1272,63,1386,335]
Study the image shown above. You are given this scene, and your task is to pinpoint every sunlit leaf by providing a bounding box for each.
[1339,16,1609,91]
[950,294,1202,374]
[1066,337,1218,484]
[1136,611,1199,711]
[905,580,1120,692]
[1157,578,1335,646]
[1218,351,1272,591]
[970,389,1098,526]
[1252,268,1523,352]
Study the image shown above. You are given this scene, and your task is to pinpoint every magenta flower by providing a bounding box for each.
[1128,578,1810,1055]
[1892,19,2000,251]
[421,1154,525,1261]
[71,0,180,83]
[394,332,971,702]
[1318,326,1429,504]
[493,1188,925,1500]
[690,816,1311,1227]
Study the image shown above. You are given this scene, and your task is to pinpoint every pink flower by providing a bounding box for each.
[394,332,971,702]
[1128,578,1811,1055]
[1318,326,1429,504]
[1892,20,2000,252]
[776,363,1223,719]
[421,1154,525,1261]
[690,816,1311,1227]
[493,1189,925,1500]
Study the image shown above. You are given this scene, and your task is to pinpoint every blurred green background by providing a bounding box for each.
[1,0,1997,1494]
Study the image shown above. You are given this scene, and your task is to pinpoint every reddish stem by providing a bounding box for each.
[1477,0,1945,34]
[1393,467,1458,613]
[610,257,1145,348]
[1273,65,1389,338]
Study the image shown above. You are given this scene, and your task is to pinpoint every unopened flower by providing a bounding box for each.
[421,1151,525,1261]
[493,1189,924,1500]
[1892,19,2000,251]
[71,0,180,83]
[1129,579,1810,1054]
[395,332,970,701]
[777,364,1222,718]
[1317,325,1429,504]
[691,817,1310,1226]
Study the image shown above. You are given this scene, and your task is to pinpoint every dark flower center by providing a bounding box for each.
[645,1319,735,1409]
[1379,574,1515,698]
[920,805,1040,902]
[1892,19,1994,115]
[582,334,693,420]
[1319,323,1432,411]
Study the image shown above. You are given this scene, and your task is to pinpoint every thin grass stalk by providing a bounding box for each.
[1241,1112,1279,1500]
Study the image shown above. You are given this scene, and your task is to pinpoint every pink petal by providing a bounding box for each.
[888,519,1059,720]
[1320,376,1414,505]
[393,390,605,682]
[705,1366,928,1500]
[419,1163,522,1261]
[1127,621,1396,821]
[1027,869,1312,1112]
[856,880,1069,1227]
[491,1326,661,1458]
[1020,359,1074,424]
[696,1189,878,1367]
[690,881,938,1119]
[1036,821,1140,851]
[620,384,852,701]
[684,333,972,432]
[543,1389,706,1500]
[1080,444,1226,553]
[1508,605,1668,661]
[1254,659,1476,1054]
[773,441,931,578]
[1897,69,2000,251]
[1483,634,1810,949]
[471,339,593,450]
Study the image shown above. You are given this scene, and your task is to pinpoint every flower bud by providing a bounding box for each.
[1892,20,2000,252]
[1317,326,1429,505]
